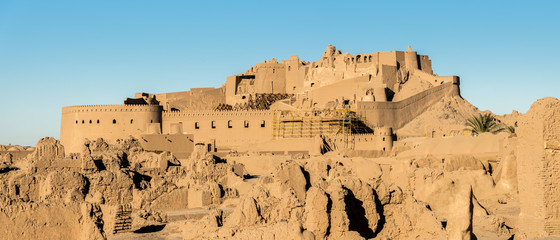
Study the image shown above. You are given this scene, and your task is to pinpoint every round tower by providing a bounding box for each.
[404,46,419,70]
[375,127,393,152]
[60,104,163,153]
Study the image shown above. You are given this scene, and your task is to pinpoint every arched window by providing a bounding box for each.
[130,119,133,124]
[75,120,78,124]
[211,121,216,129]
[195,122,199,129]
[97,120,100,124]
[113,119,116,124]
[261,120,265,128]
[89,120,92,124]
[244,120,249,128]
[82,120,85,124]
[228,120,232,128]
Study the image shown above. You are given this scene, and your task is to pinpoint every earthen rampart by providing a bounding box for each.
[358,77,460,129]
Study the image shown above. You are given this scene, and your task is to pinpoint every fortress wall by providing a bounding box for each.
[254,64,286,94]
[139,134,194,155]
[225,75,238,105]
[378,51,398,67]
[162,110,274,149]
[381,64,399,93]
[412,69,456,86]
[358,78,459,129]
[285,57,302,93]
[352,133,376,150]
[418,54,433,74]
[61,104,163,153]
[309,75,370,107]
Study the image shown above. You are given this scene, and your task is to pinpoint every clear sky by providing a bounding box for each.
[1,0,558,146]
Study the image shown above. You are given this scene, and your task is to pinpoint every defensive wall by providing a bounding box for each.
[139,134,195,159]
[308,75,371,107]
[357,77,460,129]
[162,110,274,149]
[326,127,393,152]
[61,104,163,153]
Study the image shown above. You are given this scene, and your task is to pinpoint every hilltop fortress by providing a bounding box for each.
[61,45,461,155]
[2,44,558,239]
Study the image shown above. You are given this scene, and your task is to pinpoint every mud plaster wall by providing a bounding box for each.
[357,79,460,129]
[162,110,273,149]
[517,98,560,238]
[61,104,163,153]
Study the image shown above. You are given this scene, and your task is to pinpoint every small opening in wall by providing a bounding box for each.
[288,66,291,71]
[311,83,315,87]
[195,122,199,129]
[75,120,78,124]
[261,120,265,128]
[130,119,133,124]
[272,69,275,73]
[382,137,385,141]
[228,120,232,128]
[97,120,99,124]
[244,120,249,128]
[82,120,85,124]
[150,120,153,123]
[89,120,92,124]
[113,119,116,124]
[383,147,386,151]
[212,121,216,129]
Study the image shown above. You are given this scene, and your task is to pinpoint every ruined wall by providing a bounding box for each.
[139,134,195,158]
[418,54,433,74]
[328,130,392,152]
[61,104,163,153]
[162,110,274,149]
[284,56,309,94]
[357,77,460,129]
[153,88,225,111]
[517,97,560,238]
[308,75,370,108]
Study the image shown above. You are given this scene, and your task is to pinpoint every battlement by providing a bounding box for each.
[163,109,273,118]
[62,104,162,114]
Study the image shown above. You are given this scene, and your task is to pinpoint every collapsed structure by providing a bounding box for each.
[61,45,461,155]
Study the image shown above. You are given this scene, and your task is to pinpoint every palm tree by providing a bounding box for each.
[505,125,515,134]
[465,113,505,135]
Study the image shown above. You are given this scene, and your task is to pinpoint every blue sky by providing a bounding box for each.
[1,0,559,146]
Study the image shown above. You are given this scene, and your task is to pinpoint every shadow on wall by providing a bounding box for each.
[344,187,375,238]
[133,224,166,233]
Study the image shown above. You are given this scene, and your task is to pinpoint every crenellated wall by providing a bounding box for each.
[162,110,274,149]
[60,104,163,153]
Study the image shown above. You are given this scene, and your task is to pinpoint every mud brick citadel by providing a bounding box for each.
[60,45,460,155]
[2,45,559,239]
